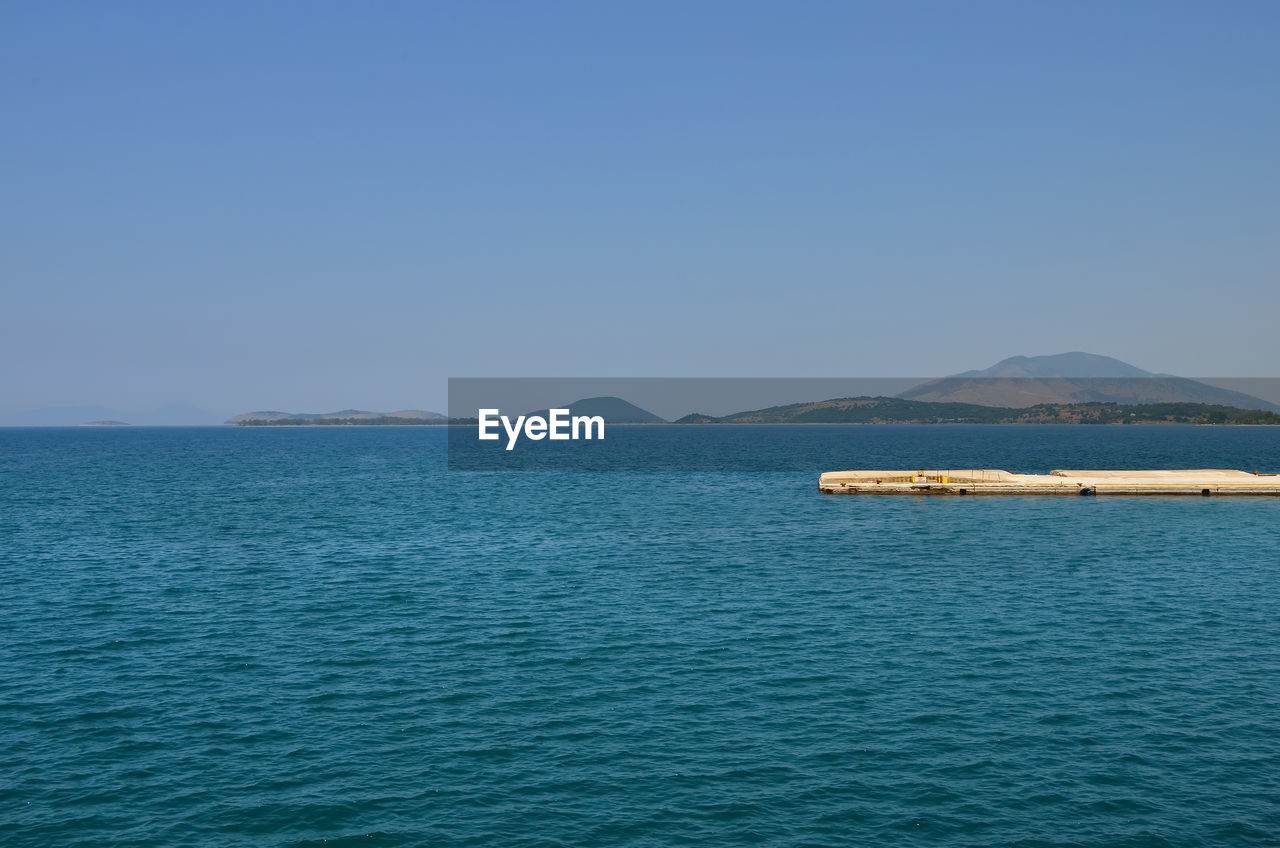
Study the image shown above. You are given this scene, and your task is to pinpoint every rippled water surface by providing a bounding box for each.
[3,426,1279,846]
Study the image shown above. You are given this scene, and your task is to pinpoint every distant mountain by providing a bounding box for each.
[954,352,1154,379]
[227,409,445,424]
[900,353,1278,411]
[525,396,666,424]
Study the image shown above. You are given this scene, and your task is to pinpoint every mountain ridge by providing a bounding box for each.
[900,353,1278,411]
[953,352,1155,379]
[524,396,666,424]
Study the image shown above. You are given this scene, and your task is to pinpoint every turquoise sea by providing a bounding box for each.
[3,425,1279,847]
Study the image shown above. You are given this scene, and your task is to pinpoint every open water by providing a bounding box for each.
[3,425,1279,846]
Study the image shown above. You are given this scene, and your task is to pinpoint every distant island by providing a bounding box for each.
[523,396,665,424]
[81,420,130,427]
[656,352,1280,423]
[675,398,1280,425]
[228,398,664,426]
[228,409,448,426]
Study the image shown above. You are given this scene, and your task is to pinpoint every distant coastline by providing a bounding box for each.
[233,415,454,426]
[674,398,1280,426]
[227,408,448,426]
[229,399,1280,426]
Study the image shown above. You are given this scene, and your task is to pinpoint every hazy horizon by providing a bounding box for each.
[8,371,1280,426]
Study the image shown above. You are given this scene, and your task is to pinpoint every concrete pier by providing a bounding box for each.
[819,469,1280,496]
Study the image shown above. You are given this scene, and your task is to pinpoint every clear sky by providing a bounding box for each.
[3,1,1277,422]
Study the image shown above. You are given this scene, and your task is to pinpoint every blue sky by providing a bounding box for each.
[3,1,1277,421]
